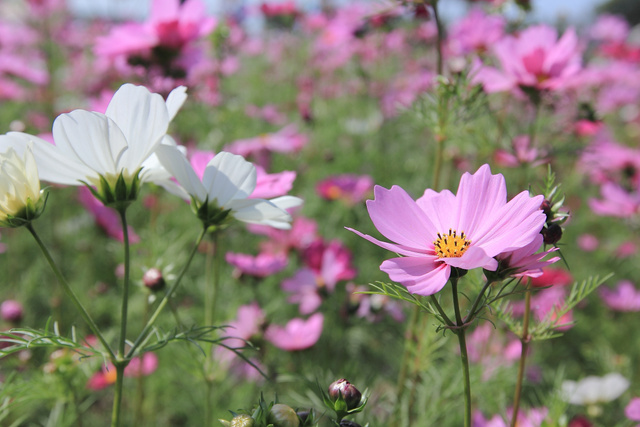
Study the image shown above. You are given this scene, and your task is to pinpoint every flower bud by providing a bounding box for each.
[1,300,23,323]
[328,379,362,410]
[219,414,255,427]
[143,268,166,292]
[339,421,362,427]
[542,223,563,245]
[268,404,300,427]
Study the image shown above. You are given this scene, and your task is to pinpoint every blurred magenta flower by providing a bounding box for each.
[217,302,265,366]
[626,397,640,422]
[87,353,158,390]
[577,234,599,252]
[590,14,629,43]
[95,0,215,60]
[589,182,640,218]
[493,135,547,168]
[600,281,640,312]
[473,407,548,427]
[77,187,140,243]
[466,323,521,380]
[225,251,288,278]
[512,286,573,331]
[529,267,573,288]
[348,164,545,296]
[447,8,505,56]
[248,215,318,255]
[264,312,323,351]
[224,124,308,168]
[474,24,581,93]
[316,174,373,206]
[1,300,24,323]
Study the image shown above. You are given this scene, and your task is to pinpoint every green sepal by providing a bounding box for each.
[191,195,233,231]
[80,168,142,211]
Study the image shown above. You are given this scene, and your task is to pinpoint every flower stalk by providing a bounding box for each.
[451,277,471,427]
[511,279,532,427]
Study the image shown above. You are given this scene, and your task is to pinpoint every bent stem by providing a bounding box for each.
[26,224,114,359]
[511,280,532,427]
[451,277,471,427]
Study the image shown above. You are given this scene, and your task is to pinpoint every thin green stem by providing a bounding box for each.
[117,209,131,358]
[204,231,222,427]
[26,224,114,360]
[451,278,471,427]
[110,362,126,427]
[432,0,443,76]
[127,227,207,358]
[511,280,532,427]
[429,295,454,327]
[463,280,494,324]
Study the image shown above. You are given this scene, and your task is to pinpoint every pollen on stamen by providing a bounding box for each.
[433,229,471,258]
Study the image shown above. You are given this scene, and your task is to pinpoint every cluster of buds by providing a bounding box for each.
[540,169,569,246]
[219,395,315,427]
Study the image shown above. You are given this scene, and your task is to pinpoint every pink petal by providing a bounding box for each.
[380,256,450,296]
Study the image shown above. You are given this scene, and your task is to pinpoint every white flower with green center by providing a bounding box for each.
[4,83,187,208]
[155,145,302,230]
[0,143,46,227]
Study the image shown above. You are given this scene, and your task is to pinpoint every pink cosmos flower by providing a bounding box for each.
[590,14,629,43]
[589,182,640,218]
[224,124,308,168]
[264,313,323,351]
[248,215,318,255]
[617,241,637,257]
[348,164,545,296]
[577,234,599,252]
[600,281,640,312]
[511,286,573,330]
[95,0,216,59]
[473,407,548,427]
[316,174,373,206]
[77,187,140,244]
[493,135,547,168]
[474,25,581,93]
[87,353,158,390]
[225,251,288,278]
[466,323,521,380]
[496,235,560,279]
[447,8,505,56]
[626,397,640,422]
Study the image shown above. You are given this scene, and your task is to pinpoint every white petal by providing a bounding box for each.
[165,86,187,121]
[154,144,206,201]
[203,152,256,206]
[106,84,170,173]
[228,198,293,229]
[5,132,98,185]
[268,195,303,211]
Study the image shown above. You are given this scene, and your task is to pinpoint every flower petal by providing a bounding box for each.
[154,143,206,201]
[203,152,256,206]
[228,198,292,229]
[380,256,450,296]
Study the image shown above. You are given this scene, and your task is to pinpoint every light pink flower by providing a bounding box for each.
[600,281,640,312]
[474,25,581,93]
[1,300,23,323]
[577,234,599,252]
[590,15,629,43]
[626,397,640,421]
[493,135,547,168]
[224,124,308,168]
[447,8,505,56]
[316,174,373,206]
[225,251,288,277]
[473,407,548,427]
[348,164,545,295]
[589,182,640,218]
[264,313,323,351]
[346,283,405,323]
[248,215,318,255]
[466,323,521,380]
[496,235,560,278]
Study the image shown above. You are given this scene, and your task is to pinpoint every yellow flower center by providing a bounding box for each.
[433,229,471,258]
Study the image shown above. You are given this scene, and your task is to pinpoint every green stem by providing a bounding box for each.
[126,227,207,358]
[111,362,126,427]
[204,231,222,427]
[429,295,454,327]
[511,281,532,427]
[117,208,131,358]
[463,280,494,324]
[432,0,444,76]
[451,278,471,427]
[26,224,114,360]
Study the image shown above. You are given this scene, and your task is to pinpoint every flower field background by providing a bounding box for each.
[1,0,640,426]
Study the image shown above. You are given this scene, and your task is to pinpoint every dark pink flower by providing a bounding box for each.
[348,164,545,295]
[600,281,640,312]
[225,251,288,278]
[529,268,573,288]
[316,174,373,206]
[264,313,323,351]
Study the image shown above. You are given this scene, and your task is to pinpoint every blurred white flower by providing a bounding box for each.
[4,84,186,206]
[155,146,302,229]
[561,372,630,405]
[0,142,45,227]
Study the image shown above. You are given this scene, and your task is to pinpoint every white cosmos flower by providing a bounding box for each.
[4,84,187,204]
[155,145,302,229]
[561,372,630,405]
[0,141,45,227]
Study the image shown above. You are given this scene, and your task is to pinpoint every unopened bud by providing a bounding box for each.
[219,414,254,427]
[328,379,362,410]
[268,404,300,427]
[542,223,563,245]
[143,268,165,292]
[339,421,362,427]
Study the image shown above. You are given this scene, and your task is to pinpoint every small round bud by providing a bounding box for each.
[328,379,362,410]
[268,404,300,427]
[1,300,23,323]
[542,223,563,245]
[230,414,255,427]
[143,268,166,292]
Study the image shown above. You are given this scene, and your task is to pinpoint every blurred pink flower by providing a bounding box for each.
[473,407,548,427]
[529,268,573,288]
[381,69,435,118]
[447,8,505,56]
[224,125,308,168]
[579,138,640,187]
[600,281,640,312]
[245,104,286,125]
[95,0,216,59]
[348,164,545,296]
[589,182,640,218]
[1,300,23,323]
[616,241,637,257]
[316,174,373,206]
[264,313,323,351]
[512,286,573,331]
[577,234,599,252]
[626,397,640,421]
[78,187,140,244]
[493,135,547,168]
[466,323,521,380]
[87,353,158,390]
[248,215,318,255]
[590,14,629,43]
[346,283,405,323]
[474,25,581,93]
[225,251,288,277]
